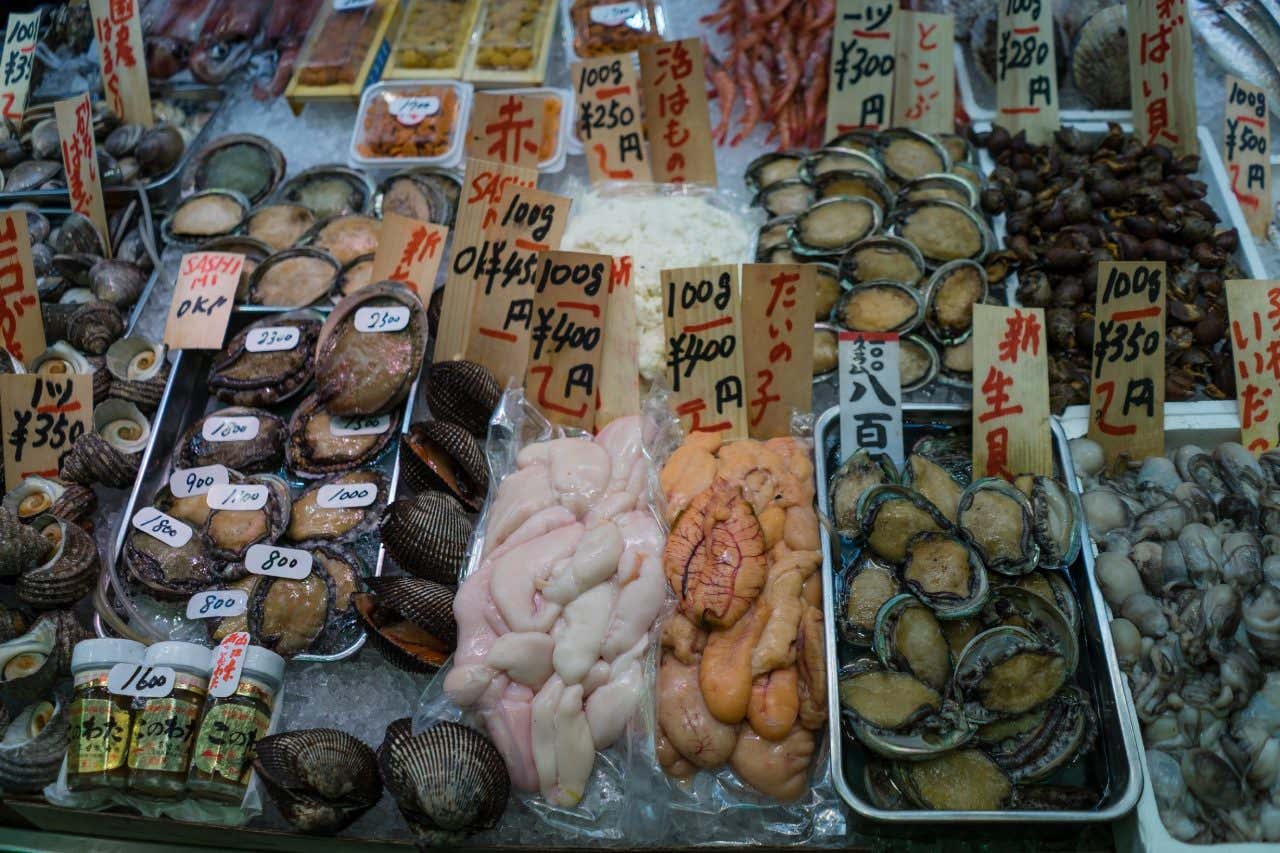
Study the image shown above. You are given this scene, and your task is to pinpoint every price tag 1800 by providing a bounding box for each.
[354,306,410,333]
[107,663,175,698]
[245,543,312,580]
[329,413,391,436]
[131,508,193,548]
[205,483,268,511]
[317,482,378,508]
[169,464,229,498]
[185,589,249,620]
[244,326,301,352]
[201,415,259,442]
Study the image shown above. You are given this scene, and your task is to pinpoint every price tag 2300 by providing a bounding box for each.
[246,543,312,580]
[355,306,410,333]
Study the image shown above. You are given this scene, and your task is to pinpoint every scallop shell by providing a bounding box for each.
[400,421,489,511]
[252,728,382,834]
[377,718,509,845]
[423,360,501,438]
[285,393,396,479]
[380,491,473,584]
[17,515,99,609]
[1071,7,1130,110]
[0,697,69,793]
[354,577,456,672]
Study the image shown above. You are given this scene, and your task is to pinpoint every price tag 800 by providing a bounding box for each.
[185,589,249,619]
[354,306,410,333]
[245,543,312,580]
[245,326,301,352]
[205,483,269,511]
[131,508,193,547]
[169,464,229,498]
[107,663,175,698]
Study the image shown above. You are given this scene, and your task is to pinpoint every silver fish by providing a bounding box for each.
[1192,0,1280,102]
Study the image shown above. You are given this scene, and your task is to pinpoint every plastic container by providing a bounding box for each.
[125,641,212,798]
[66,639,147,792]
[560,0,665,64]
[296,0,385,87]
[464,0,558,86]
[350,80,473,169]
[486,87,572,173]
[388,0,483,78]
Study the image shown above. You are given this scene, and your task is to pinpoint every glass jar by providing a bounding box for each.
[125,641,212,798]
[66,638,146,792]
[187,645,285,804]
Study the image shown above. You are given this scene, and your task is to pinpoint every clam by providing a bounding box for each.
[183,134,285,204]
[840,236,926,286]
[377,718,509,844]
[952,625,1069,723]
[923,260,988,345]
[277,165,375,218]
[857,486,951,565]
[890,748,1012,810]
[835,281,923,334]
[286,394,396,479]
[202,473,291,561]
[41,299,124,355]
[790,196,881,257]
[802,146,884,181]
[245,203,316,250]
[901,453,966,523]
[377,172,451,224]
[246,247,340,308]
[17,514,99,609]
[286,470,387,543]
[10,205,50,245]
[355,576,456,672]
[5,160,61,191]
[105,336,170,412]
[163,189,251,241]
[753,179,816,218]
[207,310,323,406]
[305,214,380,266]
[830,449,897,536]
[253,729,382,834]
[103,122,143,158]
[1071,7,1130,110]
[135,123,185,176]
[27,118,59,160]
[902,532,990,619]
[335,253,376,299]
[812,169,894,210]
[891,200,990,267]
[88,258,146,308]
[838,660,973,759]
[51,252,99,287]
[899,173,978,208]
[59,399,150,489]
[746,152,804,191]
[173,406,287,473]
[423,360,502,437]
[873,594,952,691]
[813,263,841,322]
[0,697,69,793]
[1013,475,1080,569]
[0,615,61,708]
[380,491,474,584]
[399,420,489,511]
[877,129,950,185]
[313,282,427,416]
[839,555,901,645]
[957,478,1040,576]
[0,508,53,575]
[246,542,360,657]
[50,213,105,256]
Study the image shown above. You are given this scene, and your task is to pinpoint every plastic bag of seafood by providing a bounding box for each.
[410,388,677,844]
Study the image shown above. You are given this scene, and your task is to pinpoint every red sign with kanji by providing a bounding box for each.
[89,0,152,126]
[891,10,954,134]
[1127,0,1197,157]
[971,304,1053,480]
[741,264,815,439]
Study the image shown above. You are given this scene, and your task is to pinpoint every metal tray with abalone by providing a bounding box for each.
[816,403,1143,822]
[97,282,428,662]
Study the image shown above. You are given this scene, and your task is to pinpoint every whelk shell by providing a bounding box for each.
[58,399,150,489]
[0,697,69,793]
[17,514,99,609]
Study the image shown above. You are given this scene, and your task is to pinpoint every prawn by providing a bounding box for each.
[731,49,761,147]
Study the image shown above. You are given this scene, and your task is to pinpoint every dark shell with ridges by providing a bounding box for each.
[399,420,488,511]
[380,491,473,584]
[0,508,54,576]
[58,432,141,489]
[17,515,99,609]
[354,577,456,673]
[423,360,501,437]
[252,728,382,834]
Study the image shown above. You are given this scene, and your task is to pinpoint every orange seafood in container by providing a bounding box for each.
[475,0,550,70]
[569,0,663,58]
[356,86,463,160]
[658,432,827,801]
[297,1,383,86]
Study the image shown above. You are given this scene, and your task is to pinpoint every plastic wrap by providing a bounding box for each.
[352,81,472,166]
[391,0,482,71]
[296,1,382,86]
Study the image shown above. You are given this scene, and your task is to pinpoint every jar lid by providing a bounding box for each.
[144,641,213,675]
[71,638,147,671]
[242,645,286,687]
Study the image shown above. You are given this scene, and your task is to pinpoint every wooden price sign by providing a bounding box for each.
[88,0,152,126]
[0,11,40,123]
[995,0,1059,143]
[662,264,746,439]
[573,54,652,184]
[462,184,571,384]
[971,304,1052,479]
[466,92,546,169]
[1088,261,1166,462]
[740,264,815,440]
[1126,0,1196,156]
[1223,76,1271,238]
[838,331,904,467]
[55,93,111,256]
[1,372,92,490]
[891,11,954,134]
[1225,279,1280,453]
[524,250,611,431]
[826,0,896,138]
[0,211,45,366]
[434,158,539,361]
[163,252,245,350]
[369,212,448,296]
[598,255,640,428]
[639,38,716,185]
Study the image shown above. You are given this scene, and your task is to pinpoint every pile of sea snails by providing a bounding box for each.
[1074,438,1280,843]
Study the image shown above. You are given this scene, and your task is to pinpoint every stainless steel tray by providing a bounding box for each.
[95,310,417,662]
[816,403,1144,823]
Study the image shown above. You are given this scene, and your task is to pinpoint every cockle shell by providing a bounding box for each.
[380,491,473,584]
[399,420,489,511]
[354,576,456,672]
[423,360,501,437]
[253,728,382,834]
[17,514,100,609]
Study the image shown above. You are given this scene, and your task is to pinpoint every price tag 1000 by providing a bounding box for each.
[131,508,193,548]
[185,589,249,620]
[205,483,269,511]
[317,482,378,508]
[246,543,312,580]
[107,663,175,698]
[169,464,229,498]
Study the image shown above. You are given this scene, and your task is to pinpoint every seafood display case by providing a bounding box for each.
[815,404,1144,822]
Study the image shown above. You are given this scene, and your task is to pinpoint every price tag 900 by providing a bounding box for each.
[185,589,249,619]
[205,483,268,511]
[245,543,312,580]
[107,663,175,698]
[317,482,378,508]
[131,508,193,548]
[169,464,229,498]
[354,306,410,333]
[245,326,301,352]
[201,415,260,442]
[329,413,391,436]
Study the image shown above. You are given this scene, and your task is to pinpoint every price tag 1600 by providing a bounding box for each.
[329,413,391,436]
[317,482,378,508]
[205,483,268,511]
[354,306,410,333]
[131,508,193,548]
[246,543,312,580]
[169,464,229,498]
[107,663,175,698]
[185,589,249,620]
[244,326,301,352]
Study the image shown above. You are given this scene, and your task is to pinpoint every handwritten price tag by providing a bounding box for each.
[971,304,1052,479]
[88,0,152,126]
[838,332,903,466]
[206,483,269,511]
[131,508,194,548]
[1,373,92,491]
[573,55,651,184]
[1225,279,1280,453]
[164,252,244,350]
[741,264,815,440]
[662,264,746,439]
[185,589,249,620]
[354,306,410,333]
[208,631,250,699]
[995,0,1058,143]
[169,464,229,498]
[639,38,716,184]
[54,93,110,256]
[317,482,379,508]
[1127,0,1197,156]
[329,413,391,436]
[0,11,40,123]
[245,326,301,352]
[1223,75,1271,238]
[201,415,260,442]
[0,211,45,366]
[246,543,312,580]
[590,1,642,25]
[107,663,175,698]
[891,11,954,133]
[334,0,375,9]
[827,0,896,137]
[392,96,441,126]
[369,212,448,296]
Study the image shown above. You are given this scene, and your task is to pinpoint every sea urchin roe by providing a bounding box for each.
[394,0,481,69]
[357,87,461,160]
[475,0,549,71]
[570,0,663,57]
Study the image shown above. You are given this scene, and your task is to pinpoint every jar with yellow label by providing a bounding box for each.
[187,645,284,804]
[125,641,212,798]
[66,638,147,792]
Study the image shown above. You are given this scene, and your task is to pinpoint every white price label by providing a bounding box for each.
[185,589,249,619]
[201,415,260,442]
[392,96,442,126]
[590,1,643,26]
[245,326,301,352]
[208,632,251,699]
[206,483,269,511]
[837,331,904,468]
[354,306,410,333]
[169,464,229,498]
[317,482,379,508]
[245,543,312,580]
[131,508,194,548]
[333,0,375,9]
[107,663,176,698]
[329,413,391,436]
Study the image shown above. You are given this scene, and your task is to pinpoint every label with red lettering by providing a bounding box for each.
[826,0,896,138]
[741,264,815,440]
[572,55,652,184]
[995,0,1058,143]
[1127,0,1197,156]
[1,373,92,491]
[0,11,41,123]
[369,212,448,296]
[163,252,245,350]
[1225,279,1280,454]
[598,256,641,427]
[891,11,954,133]
[88,0,152,127]
[54,93,111,255]
[208,632,250,699]
[971,304,1053,479]
[1223,75,1270,238]
[466,92,546,169]
[838,331,903,467]
[0,211,44,366]
[639,38,716,185]
[662,264,746,439]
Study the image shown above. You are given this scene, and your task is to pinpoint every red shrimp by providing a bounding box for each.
[731,50,761,146]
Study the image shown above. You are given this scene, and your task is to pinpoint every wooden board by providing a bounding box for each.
[1,372,92,491]
[1126,0,1197,156]
[597,255,641,428]
[638,38,717,185]
[88,0,152,126]
[572,54,652,183]
[0,211,45,365]
[995,0,1058,143]
[971,304,1053,479]
[826,0,897,137]
[662,263,746,439]
[0,11,41,123]
[891,11,954,134]
[838,331,904,466]
[466,91,546,169]
[368,212,448,297]
[163,252,245,351]
[1088,261,1166,463]
[1225,279,1280,453]
[1223,75,1271,238]
[54,93,111,257]
[740,264,815,439]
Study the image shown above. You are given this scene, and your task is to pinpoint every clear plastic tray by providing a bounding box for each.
[390,0,483,74]
[560,0,666,65]
[349,80,473,170]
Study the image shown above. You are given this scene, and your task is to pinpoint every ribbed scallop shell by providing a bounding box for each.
[354,578,455,673]
[1071,7,1130,111]
[399,421,488,511]
[377,718,509,845]
[252,728,382,834]
[17,515,99,609]
[380,492,472,584]
[424,360,501,437]
[366,576,457,647]
[0,508,54,576]
[0,697,70,793]
[58,431,140,488]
